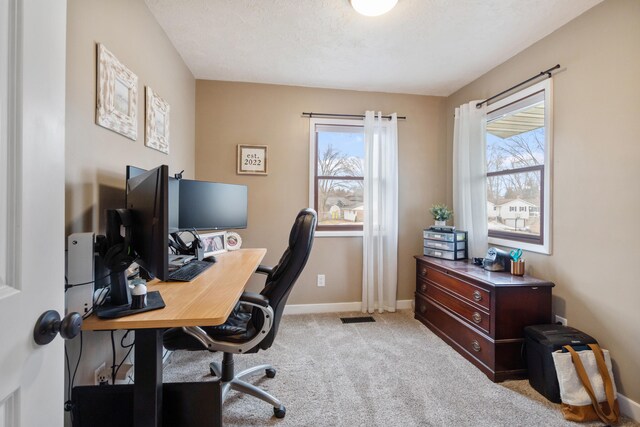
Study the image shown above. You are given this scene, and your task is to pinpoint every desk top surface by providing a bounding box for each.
[82,248,266,331]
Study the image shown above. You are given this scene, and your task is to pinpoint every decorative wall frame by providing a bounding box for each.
[145,86,170,154]
[201,231,227,257]
[237,144,268,175]
[96,43,138,140]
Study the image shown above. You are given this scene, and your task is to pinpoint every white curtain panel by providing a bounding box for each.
[362,111,398,313]
[453,101,488,258]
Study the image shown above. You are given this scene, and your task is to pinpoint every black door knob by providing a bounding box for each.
[33,310,82,345]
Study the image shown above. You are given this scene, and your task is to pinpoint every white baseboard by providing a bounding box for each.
[284,299,413,315]
[619,392,640,422]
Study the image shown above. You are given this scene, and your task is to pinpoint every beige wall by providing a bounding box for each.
[66,0,195,236]
[64,0,195,400]
[195,81,446,304]
[445,0,640,402]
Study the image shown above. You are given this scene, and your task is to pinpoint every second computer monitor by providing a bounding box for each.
[178,179,248,230]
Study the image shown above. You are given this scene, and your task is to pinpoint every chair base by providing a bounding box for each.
[210,353,286,419]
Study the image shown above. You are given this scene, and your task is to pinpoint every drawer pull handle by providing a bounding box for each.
[420,268,427,277]
[471,340,481,352]
[472,312,482,324]
[473,291,482,302]
[420,284,427,293]
[419,304,427,314]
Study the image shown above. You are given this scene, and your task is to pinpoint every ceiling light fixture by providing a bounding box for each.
[350,0,398,17]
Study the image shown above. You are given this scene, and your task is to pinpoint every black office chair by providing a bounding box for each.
[163,208,317,419]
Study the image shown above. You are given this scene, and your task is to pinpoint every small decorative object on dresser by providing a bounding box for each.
[414,256,554,382]
[429,203,453,227]
[510,248,525,276]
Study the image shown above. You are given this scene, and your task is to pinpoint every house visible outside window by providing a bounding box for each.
[486,80,552,253]
[309,118,365,236]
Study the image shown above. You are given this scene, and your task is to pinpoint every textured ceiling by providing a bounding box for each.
[145,0,602,96]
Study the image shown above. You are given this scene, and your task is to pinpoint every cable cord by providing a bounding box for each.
[110,331,116,384]
[64,272,111,291]
[113,330,135,382]
[64,331,83,419]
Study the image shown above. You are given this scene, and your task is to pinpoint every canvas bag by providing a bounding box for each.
[552,343,620,424]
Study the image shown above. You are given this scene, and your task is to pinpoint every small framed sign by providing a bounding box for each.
[237,144,268,175]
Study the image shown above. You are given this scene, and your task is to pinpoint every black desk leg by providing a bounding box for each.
[134,329,163,427]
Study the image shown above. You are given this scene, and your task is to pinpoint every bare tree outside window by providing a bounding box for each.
[315,128,365,230]
[486,97,545,244]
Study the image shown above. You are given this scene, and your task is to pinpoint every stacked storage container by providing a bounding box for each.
[423,228,468,260]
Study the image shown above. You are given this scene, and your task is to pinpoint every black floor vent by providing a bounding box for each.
[340,316,375,324]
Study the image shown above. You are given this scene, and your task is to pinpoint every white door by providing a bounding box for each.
[0,0,66,425]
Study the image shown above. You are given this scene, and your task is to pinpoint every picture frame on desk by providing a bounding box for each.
[225,231,242,251]
[201,231,227,257]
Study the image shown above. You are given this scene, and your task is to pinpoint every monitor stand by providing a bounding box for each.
[94,271,165,319]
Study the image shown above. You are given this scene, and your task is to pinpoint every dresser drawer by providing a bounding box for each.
[424,266,490,310]
[425,284,490,334]
[418,295,494,369]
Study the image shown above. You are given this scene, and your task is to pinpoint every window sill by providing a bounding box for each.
[488,236,551,255]
[316,230,363,238]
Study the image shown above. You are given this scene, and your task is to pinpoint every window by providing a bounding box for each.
[486,80,552,253]
[309,118,365,236]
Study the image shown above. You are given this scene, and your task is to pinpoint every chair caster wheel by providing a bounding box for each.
[274,405,286,418]
[265,368,276,378]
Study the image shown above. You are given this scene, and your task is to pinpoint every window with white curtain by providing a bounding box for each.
[309,118,365,236]
[485,79,552,254]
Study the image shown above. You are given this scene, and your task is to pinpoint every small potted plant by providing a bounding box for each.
[430,204,453,226]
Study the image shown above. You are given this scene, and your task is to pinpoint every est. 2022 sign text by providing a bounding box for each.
[237,145,268,175]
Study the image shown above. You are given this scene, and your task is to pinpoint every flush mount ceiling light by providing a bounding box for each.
[350,0,398,17]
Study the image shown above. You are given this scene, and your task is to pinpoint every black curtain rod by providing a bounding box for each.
[475,64,560,109]
[302,112,407,120]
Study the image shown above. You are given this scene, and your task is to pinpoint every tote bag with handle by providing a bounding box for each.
[551,343,620,424]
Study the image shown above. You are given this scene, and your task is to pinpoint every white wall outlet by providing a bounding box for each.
[555,315,567,326]
[317,274,325,287]
[94,362,108,385]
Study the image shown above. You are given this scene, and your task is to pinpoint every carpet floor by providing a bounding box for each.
[162,310,638,426]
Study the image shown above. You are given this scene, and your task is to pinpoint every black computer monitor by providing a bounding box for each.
[125,165,147,180]
[177,179,248,230]
[126,165,170,281]
[126,165,179,233]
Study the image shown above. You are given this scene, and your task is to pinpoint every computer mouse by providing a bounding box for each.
[203,256,217,263]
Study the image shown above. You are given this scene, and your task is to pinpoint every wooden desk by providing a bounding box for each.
[82,248,266,427]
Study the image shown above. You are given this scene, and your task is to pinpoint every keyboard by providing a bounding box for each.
[167,260,213,282]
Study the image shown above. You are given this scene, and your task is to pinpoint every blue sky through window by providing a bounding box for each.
[318,131,365,159]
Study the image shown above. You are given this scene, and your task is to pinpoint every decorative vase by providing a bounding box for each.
[435,220,447,227]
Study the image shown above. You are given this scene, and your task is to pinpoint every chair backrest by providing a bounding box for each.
[253,208,317,350]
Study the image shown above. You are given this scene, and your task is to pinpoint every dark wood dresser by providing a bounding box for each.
[414,256,554,382]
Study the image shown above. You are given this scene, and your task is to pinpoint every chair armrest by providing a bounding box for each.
[255,264,273,275]
[240,291,269,308]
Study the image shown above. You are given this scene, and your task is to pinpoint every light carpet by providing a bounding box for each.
[162,310,637,426]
